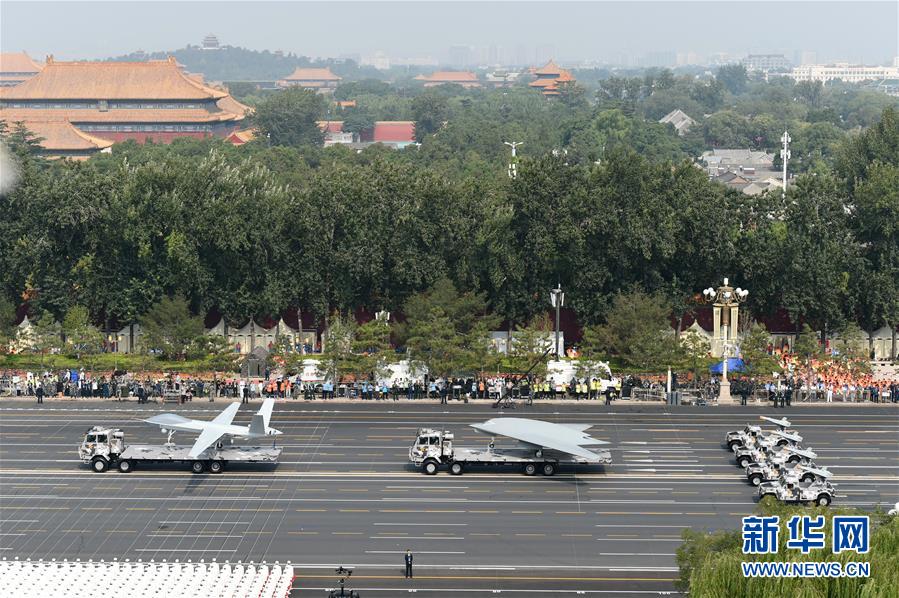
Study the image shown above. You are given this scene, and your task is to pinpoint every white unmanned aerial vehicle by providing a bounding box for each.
[145,399,282,458]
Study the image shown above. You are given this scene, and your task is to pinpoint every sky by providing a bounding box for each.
[2,1,898,66]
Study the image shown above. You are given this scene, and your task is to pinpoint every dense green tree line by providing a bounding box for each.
[1,107,897,350]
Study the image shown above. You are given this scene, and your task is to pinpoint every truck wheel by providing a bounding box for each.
[523,463,537,476]
[208,460,224,474]
[801,473,815,483]
[91,457,108,473]
[748,473,762,486]
[541,463,556,476]
[117,460,133,473]
[776,439,789,447]
[788,455,801,464]
[727,439,741,450]
[423,460,439,475]
[449,462,464,475]
[816,494,832,507]
[736,455,751,468]
[191,460,206,474]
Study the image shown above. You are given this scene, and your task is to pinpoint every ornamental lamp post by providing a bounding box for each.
[549,285,564,360]
[702,278,749,402]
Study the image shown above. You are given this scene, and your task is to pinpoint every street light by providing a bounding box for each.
[549,284,564,360]
[702,277,749,402]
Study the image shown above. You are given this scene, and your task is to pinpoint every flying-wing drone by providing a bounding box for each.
[144,398,282,458]
[410,417,612,475]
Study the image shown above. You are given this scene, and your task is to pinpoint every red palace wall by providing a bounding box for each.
[90,131,216,144]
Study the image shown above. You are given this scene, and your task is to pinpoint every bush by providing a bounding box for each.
[677,498,899,597]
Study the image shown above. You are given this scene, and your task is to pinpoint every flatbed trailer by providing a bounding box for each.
[78,426,281,474]
[409,427,612,476]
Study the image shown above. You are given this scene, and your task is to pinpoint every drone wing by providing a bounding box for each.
[471,418,607,460]
[188,426,226,458]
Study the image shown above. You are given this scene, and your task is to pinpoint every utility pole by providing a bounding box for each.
[780,130,791,199]
[504,141,523,178]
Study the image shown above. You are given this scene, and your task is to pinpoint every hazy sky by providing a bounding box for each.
[3,1,897,65]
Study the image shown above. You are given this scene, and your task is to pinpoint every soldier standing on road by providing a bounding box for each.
[36,384,44,404]
[404,549,413,579]
[604,385,613,405]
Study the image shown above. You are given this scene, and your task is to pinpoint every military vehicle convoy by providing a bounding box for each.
[723,416,837,505]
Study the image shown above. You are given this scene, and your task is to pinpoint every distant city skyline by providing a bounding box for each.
[2,1,897,67]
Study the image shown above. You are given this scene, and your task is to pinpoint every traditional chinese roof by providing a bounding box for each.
[0,52,43,74]
[4,118,113,152]
[0,56,228,100]
[317,120,344,133]
[0,107,243,124]
[227,128,257,145]
[417,70,479,83]
[534,59,565,77]
[369,121,415,143]
[281,67,341,82]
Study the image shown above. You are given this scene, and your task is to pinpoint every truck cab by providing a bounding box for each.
[79,426,125,471]
[409,428,454,473]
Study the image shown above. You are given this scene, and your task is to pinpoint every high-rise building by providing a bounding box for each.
[448,45,472,68]
[742,54,791,72]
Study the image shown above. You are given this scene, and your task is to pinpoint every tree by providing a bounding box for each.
[792,323,823,383]
[62,305,103,363]
[738,322,781,378]
[352,316,393,382]
[507,314,553,378]
[0,296,15,354]
[411,92,450,142]
[403,278,499,379]
[254,87,326,147]
[581,290,680,370]
[680,329,713,381]
[139,295,204,360]
[320,312,356,385]
[715,64,748,95]
[191,334,237,372]
[852,162,899,360]
[29,311,62,369]
[340,107,376,137]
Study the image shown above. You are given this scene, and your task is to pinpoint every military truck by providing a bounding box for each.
[78,426,281,474]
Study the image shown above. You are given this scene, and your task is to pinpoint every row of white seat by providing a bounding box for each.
[0,558,293,598]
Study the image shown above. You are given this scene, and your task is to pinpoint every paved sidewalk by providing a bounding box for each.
[4,394,897,407]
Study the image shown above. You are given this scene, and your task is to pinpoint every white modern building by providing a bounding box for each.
[790,63,899,84]
[743,54,790,72]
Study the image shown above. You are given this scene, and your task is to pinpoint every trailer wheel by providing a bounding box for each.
[423,460,439,475]
[449,462,464,476]
[541,463,556,476]
[91,457,108,473]
[191,460,206,474]
[208,460,224,474]
[523,463,537,476]
[737,455,751,468]
[117,459,133,473]
[748,473,762,486]
[816,494,832,507]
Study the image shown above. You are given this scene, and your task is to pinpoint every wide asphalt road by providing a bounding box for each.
[1,399,897,596]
